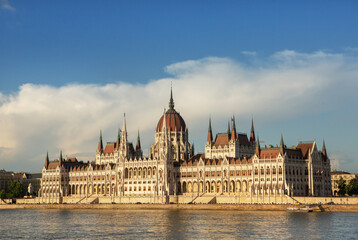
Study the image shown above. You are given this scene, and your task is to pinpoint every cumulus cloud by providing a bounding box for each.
[0,0,15,11]
[0,49,357,172]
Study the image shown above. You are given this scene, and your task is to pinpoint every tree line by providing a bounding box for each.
[337,177,358,196]
[0,181,25,199]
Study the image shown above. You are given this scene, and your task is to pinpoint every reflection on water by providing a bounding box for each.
[0,209,357,239]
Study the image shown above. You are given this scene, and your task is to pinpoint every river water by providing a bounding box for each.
[0,209,357,239]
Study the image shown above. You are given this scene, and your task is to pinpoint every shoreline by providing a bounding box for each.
[1,203,358,212]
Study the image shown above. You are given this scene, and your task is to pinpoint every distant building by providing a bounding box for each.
[22,172,42,195]
[39,89,332,203]
[331,171,358,196]
[0,170,22,191]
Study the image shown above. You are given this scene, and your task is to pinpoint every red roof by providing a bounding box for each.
[260,149,280,159]
[214,133,229,146]
[297,142,314,158]
[104,143,116,154]
[47,161,59,170]
[214,133,250,147]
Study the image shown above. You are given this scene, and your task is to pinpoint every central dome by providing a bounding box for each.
[156,108,186,132]
[156,89,186,132]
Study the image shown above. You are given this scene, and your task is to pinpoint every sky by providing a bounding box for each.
[0,1,357,172]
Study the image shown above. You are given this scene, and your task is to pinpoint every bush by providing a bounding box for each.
[0,189,6,199]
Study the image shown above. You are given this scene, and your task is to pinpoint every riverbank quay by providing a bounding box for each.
[1,203,358,212]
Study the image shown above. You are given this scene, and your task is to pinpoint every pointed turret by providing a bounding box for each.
[207,117,213,143]
[136,130,142,158]
[231,116,237,140]
[116,128,121,149]
[136,130,141,151]
[279,134,285,154]
[227,119,231,138]
[169,85,174,110]
[97,130,103,152]
[59,150,63,165]
[255,136,261,156]
[45,152,49,168]
[250,118,256,142]
[120,114,128,155]
[122,113,127,133]
[162,108,167,132]
[322,139,327,156]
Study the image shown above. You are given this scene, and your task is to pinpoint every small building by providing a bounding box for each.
[331,171,358,196]
[22,172,42,196]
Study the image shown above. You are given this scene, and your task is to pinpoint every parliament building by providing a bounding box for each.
[39,89,332,204]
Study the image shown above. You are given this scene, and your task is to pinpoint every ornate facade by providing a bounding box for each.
[39,89,332,203]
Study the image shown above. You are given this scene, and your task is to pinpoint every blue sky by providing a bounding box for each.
[0,1,358,172]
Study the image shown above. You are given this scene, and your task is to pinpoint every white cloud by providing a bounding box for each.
[0,0,15,11]
[0,50,357,172]
[241,51,257,56]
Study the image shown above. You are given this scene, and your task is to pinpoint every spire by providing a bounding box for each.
[116,128,121,149]
[231,116,236,140]
[59,150,63,165]
[250,118,256,142]
[322,139,326,156]
[121,114,128,149]
[136,130,141,150]
[162,108,167,132]
[227,119,231,137]
[122,113,127,132]
[169,85,174,110]
[207,116,213,143]
[255,136,261,156]
[45,152,49,168]
[279,134,285,154]
[98,130,103,152]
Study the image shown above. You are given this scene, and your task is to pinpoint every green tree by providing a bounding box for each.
[0,189,6,199]
[7,181,24,199]
[345,184,353,196]
[337,177,346,196]
[346,179,358,196]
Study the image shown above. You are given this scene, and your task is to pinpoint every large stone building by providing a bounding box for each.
[0,170,22,191]
[39,89,331,203]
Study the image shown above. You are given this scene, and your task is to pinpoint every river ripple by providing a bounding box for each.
[0,209,357,239]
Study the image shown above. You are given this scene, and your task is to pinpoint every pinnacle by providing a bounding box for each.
[169,86,175,110]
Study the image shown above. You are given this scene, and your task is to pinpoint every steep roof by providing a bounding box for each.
[260,148,280,159]
[104,142,116,154]
[237,133,250,146]
[214,133,230,147]
[213,133,250,147]
[296,142,314,158]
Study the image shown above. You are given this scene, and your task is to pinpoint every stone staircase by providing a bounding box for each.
[287,195,302,205]
[76,195,99,204]
[192,194,216,204]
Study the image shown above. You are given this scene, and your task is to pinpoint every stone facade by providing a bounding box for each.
[0,170,22,191]
[38,89,332,203]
